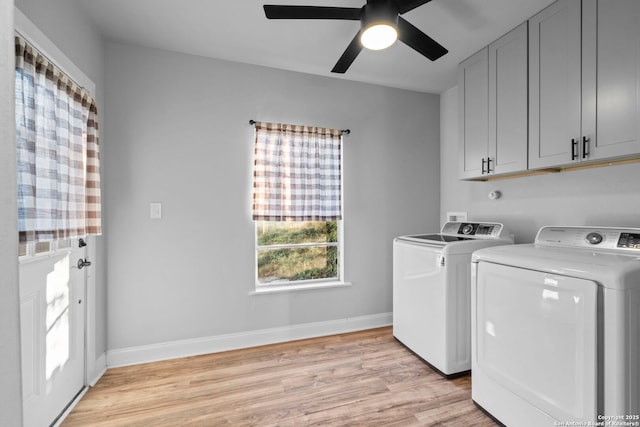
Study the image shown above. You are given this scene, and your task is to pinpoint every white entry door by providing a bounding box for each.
[19,238,89,426]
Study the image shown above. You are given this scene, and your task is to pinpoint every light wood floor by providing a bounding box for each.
[63,327,498,426]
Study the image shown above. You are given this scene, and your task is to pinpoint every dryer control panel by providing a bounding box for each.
[536,226,640,251]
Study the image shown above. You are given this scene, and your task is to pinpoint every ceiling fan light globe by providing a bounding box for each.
[360,24,397,50]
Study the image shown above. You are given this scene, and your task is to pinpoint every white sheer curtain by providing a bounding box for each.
[252,121,343,222]
[15,35,102,243]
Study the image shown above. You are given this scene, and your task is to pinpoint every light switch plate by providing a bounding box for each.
[150,202,162,219]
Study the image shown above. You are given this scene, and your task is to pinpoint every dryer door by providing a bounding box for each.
[476,262,598,422]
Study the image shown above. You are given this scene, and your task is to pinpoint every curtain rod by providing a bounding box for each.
[249,120,350,135]
[15,31,88,92]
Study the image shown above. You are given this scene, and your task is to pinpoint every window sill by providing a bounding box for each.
[249,280,352,295]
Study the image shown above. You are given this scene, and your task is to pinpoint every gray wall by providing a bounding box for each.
[104,42,440,351]
[440,86,640,242]
[0,0,23,424]
[15,0,108,372]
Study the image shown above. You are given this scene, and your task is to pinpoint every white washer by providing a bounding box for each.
[393,221,513,376]
[471,226,640,426]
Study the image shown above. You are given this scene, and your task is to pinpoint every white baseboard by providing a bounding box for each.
[106,312,392,368]
[87,352,107,386]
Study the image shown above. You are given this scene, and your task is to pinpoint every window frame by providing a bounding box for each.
[250,121,347,293]
[19,239,70,259]
[254,219,345,291]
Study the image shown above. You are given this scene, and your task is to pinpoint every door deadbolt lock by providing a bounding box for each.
[77,258,92,269]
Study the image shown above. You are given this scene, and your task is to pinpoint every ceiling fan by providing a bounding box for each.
[263,0,448,73]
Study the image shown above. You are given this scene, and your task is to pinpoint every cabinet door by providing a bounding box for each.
[458,48,489,179]
[582,0,640,161]
[489,22,528,175]
[529,0,582,169]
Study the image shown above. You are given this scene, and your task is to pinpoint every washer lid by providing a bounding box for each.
[400,234,473,243]
[472,243,640,291]
[396,221,513,254]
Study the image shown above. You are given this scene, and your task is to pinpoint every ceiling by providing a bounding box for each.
[76,0,555,94]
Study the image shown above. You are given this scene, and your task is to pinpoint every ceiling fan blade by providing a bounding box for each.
[393,0,433,15]
[263,5,361,20]
[331,32,363,73]
[397,16,448,61]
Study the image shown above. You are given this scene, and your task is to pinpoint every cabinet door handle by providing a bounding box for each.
[481,158,486,174]
[571,138,578,160]
[487,157,493,173]
[582,136,589,158]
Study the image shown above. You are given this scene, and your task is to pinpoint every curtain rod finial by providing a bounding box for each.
[249,119,256,125]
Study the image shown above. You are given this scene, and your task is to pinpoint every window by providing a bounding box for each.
[256,220,340,284]
[18,239,72,258]
[252,122,344,288]
[14,35,102,249]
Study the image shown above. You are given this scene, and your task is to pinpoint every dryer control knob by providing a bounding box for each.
[586,232,603,245]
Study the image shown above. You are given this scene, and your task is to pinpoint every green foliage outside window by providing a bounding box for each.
[257,221,338,284]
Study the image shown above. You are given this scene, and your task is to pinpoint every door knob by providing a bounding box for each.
[77,258,92,269]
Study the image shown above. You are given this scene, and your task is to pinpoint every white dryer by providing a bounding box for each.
[393,221,513,376]
[471,226,640,426]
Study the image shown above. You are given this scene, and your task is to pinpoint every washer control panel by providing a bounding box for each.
[618,232,640,249]
[586,232,603,245]
[536,226,640,251]
[440,222,507,239]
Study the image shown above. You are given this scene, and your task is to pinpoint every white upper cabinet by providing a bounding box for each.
[458,48,489,179]
[528,0,582,169]
[530,0,640,169]
[582,0,640,161]
[488,22,529,176]
[458,23,528,180]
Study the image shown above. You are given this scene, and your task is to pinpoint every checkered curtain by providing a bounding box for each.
[252,122,342,221]
[15,36,102,243]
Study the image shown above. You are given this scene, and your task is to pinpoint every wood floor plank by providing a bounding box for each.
[63,327,497,426]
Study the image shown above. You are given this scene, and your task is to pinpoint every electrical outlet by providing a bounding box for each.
[447,211,467,222]
[150,202,162,219]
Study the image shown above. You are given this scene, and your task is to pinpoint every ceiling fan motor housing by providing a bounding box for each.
[360,0,399,30]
